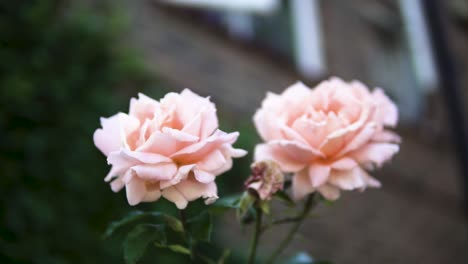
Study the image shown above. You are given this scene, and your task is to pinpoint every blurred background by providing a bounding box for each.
[1,0,468,263]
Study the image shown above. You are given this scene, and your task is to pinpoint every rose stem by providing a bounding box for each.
[247,206,263,264]
[266,193,317,264]
[179,209,195,260]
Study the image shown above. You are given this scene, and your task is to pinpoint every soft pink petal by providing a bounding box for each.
[162,127,199,142]
[280,125,309,145]
[253,92,286,141]
[196,150,226,172]
[291,117,328,148]
[175,179,218,204]
[200,109,219,139]
[254,143,306,172]
[317,184,341,200]
[161,187,188,209]
[126,177,146,206]
[328,167,366,190]
[372,88,398,127]
[351,143,399,168]
[159,164,195,189]
[372,130,401,143]
[210,155,233,176]
[292,169,315,200]
[181,112,202,137]
[131,163,178,181]
[93,114,122,156]
[336,123,377,156]
[176,89,216,127]
[109,149,172,165]
[129,93,160,122]
[136,131,178,156]
[225,146,248,158]
[308,163,331,188]
[171,131,239,163]
[142,189,162,202]
[331,157,358,170]
[110,178,125,192]
[193,169,215,183]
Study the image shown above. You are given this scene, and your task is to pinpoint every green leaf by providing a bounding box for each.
[104,211,183,238]
[162,214,184,233]
[163,244,191,255]
[236,193,255,221]
[188,212,213,242]
[259,200,271,215]
[209,194,242,215]
[274,190,296,207]
[217,249,231,264]
[123,224,166,264]
[104,211,159,238]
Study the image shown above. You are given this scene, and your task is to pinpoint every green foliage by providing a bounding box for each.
[105,209,218,264]
[124,224,166,264]
[104,211,183,239]
[0,1,162,263]
[274,190,296,207]
[187,212,212,242]
[208,194,242,215]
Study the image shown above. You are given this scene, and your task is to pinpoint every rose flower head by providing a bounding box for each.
[245,160,284,201]
[93,89,247,209]
[253,77,400,201]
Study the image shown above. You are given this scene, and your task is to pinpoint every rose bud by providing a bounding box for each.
[245,160,284,200]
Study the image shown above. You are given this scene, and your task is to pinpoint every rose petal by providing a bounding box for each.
[126,177,146,206]
[129,93,160,121]
[196,150,226,172]
[308,163,331,188]
[372,130,401,143]
[162,127,199,142]
[200,109,219,138]
[182,111,203,137]
[193,169,215,183]
[351,143,399,168]
[317,184,341,200]
[331,157,358,170]
[93,114,123,156]
[292,169,315,200]
[175,179,218,204]
[110,178,125,192]
[159,164,195,189]
[291,117,328,148]
[254,143,306,172]
[142,189,162,202]
[328,167,366,190]
[131,163,178,181]
[171,130,239,163]
[137,131,178,156]
[372,88,398,127]
[336,123,377,156]
[161,187,188,209]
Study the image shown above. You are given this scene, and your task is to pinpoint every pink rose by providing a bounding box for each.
[253,77,400,201]
[93,89,247,209]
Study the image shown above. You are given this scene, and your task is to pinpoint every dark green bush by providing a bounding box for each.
[0,1,162,263]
